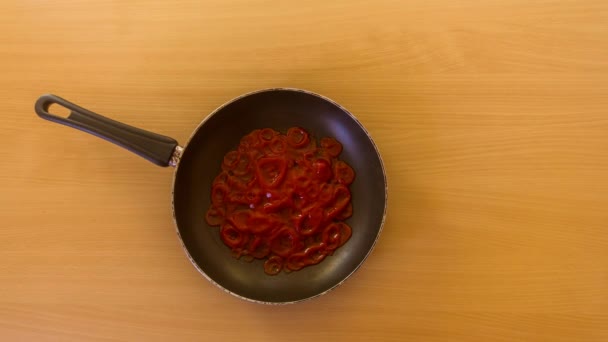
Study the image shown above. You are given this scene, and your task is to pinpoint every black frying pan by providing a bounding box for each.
[35,88,387,304]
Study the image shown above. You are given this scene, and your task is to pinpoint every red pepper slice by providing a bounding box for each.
[256,157,287,188]
[225,174,248,191]
[312,158,332,182]
[239,129,260,149]
[317,183,334,205]
[211,183,230,207]
[334,160,355,185]
[303,242,327,265]
[269,136,287,155]
[292,173,311,191]
[262,197,292,213]
[244,188,263,206]
[325,185,351,220]
[337,222,352,246]
[286,252,307,271]
[295,206,324,236]
[222,150,240,170]
[320,137,343,157]
[286,127,310,148]
[227,191,254,205]
[259,128,277,142]
[220,223,245,248]
[246,211,275,234]
[270,227,300,257]
[263,255,283,275]
[228,210,252,232]
[247,148,264,161]
[233,154,251,176]
[336,202,353,220]
[247,236,271,259]
[213,171,229,185]
[205,207,224,226]
[322,223,341,251]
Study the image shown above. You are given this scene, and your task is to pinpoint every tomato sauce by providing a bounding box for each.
[205,127,355,275]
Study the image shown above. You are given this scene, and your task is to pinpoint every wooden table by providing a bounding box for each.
[2,0,607,340]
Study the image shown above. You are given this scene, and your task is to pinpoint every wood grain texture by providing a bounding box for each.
[1,0,608,340]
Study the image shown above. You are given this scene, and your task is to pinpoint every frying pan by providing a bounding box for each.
[35,88,387,304]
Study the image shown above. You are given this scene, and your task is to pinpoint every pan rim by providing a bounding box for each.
[171,87,388,304]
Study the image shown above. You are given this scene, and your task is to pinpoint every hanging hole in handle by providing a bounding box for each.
[35,94,179,167]
[48,103,73,118]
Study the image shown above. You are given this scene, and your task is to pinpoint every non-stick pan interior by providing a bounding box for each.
[173,89,386,303]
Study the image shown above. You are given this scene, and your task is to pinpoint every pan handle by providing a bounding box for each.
[35,94,180,167]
